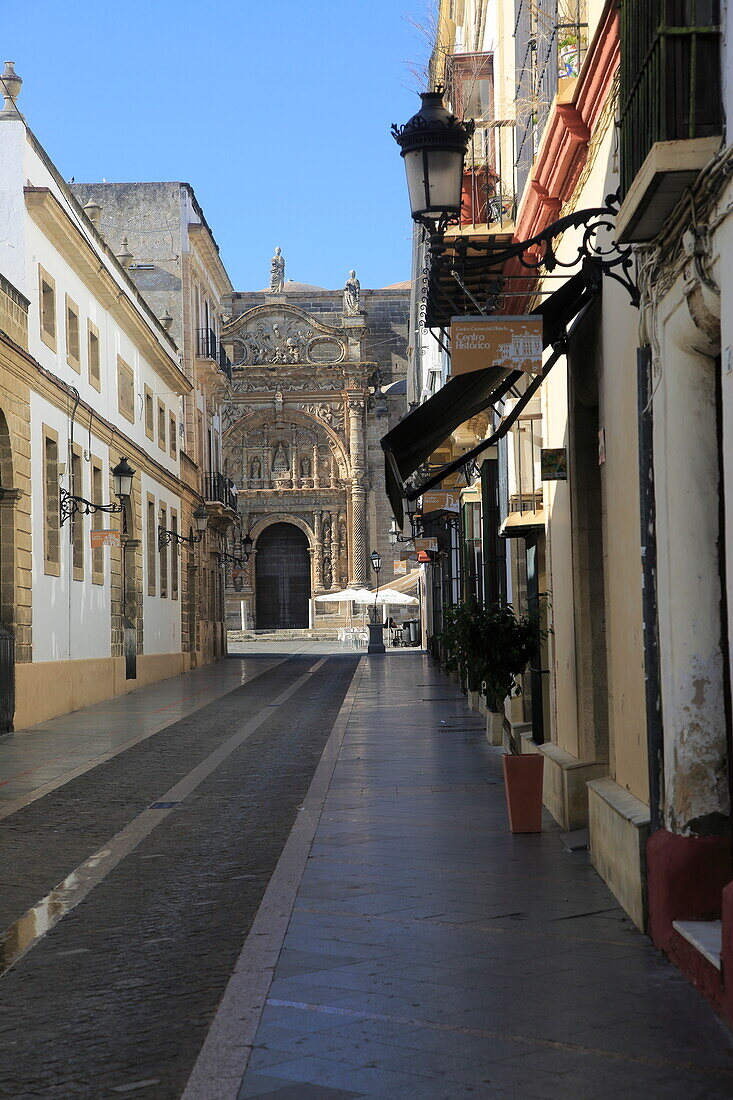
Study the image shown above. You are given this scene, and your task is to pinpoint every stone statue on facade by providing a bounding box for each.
[343,270,361,315]
[272,442,289,475]
[250,456,262,480]
[270,247,285,293]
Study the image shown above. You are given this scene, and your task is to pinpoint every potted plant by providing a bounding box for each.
[438,602,545,832]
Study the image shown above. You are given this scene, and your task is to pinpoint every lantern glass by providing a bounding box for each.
[112,456,135,500]
[403,147,465,221]
[370,550,382,572]
[194,505,208,534]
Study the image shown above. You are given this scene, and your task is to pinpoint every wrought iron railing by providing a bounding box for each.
[203,472,237,512]
[196,327,217,360]
[620,0,721,197]
[197,328,232,382]
[218,342,232,381]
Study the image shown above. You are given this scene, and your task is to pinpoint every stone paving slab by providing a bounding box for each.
[227,653,733,1099]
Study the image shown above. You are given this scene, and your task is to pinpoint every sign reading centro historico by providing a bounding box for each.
[421,490,460,513]
[451,316,543,376]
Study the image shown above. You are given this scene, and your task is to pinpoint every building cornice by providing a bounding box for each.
[187,223,233,301]
[0,328,188,499]
[24,187,192,397]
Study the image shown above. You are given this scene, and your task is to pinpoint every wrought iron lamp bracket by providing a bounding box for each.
[217,550,248,566]
[158,526,204,549]
[430,191,640,308]
[60,488,122,527]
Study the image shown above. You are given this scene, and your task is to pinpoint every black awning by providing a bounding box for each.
[381,266,599,525]
[382,365,515,525]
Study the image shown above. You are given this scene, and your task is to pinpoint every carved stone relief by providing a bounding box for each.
[226,312,346,367]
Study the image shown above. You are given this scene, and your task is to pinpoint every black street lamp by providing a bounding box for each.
[219,528,254,568]
[405,495,424,539]
[60,454,135,526]
[158,502,208,548]
[388,518,412,546]
[392,88,474,238]
[367,550,385,654]
[112,456,135,501]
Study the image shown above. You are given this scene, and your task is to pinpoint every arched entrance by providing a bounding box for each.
[255,522,310,629]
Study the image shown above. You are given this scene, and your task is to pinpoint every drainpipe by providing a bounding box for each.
[637,345,663,831]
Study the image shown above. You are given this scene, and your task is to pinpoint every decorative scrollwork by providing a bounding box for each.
[438,190,639,308]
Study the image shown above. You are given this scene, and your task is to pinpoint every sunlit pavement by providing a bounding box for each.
[0,646,731,1098]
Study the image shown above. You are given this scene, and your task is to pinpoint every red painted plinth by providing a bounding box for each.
[647,829,731,949]
[721,881,733,1025]
[646,828,731,1016]
[502,753,544,833]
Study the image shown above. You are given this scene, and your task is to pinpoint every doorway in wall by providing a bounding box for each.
[255,522,310,629]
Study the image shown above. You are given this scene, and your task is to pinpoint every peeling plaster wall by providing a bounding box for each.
[655,274,728,834]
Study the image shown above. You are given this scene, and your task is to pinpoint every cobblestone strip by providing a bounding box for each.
[0,658,326,978]
[181,655,366,1100]
[0,656,287,823]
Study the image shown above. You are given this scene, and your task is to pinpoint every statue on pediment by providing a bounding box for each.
[270,247,285,293]
[343,270,361,315]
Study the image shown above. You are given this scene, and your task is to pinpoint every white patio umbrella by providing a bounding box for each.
[313,588,359,602]
[371,588,419,606]
[313,586,371,626]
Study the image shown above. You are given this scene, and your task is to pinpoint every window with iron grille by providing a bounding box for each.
[147,496,156,595]
[159,504,168,598]
[91,458,104,584]
[619,0,721,198]
[71,447,84,581]
[43,427,60,576]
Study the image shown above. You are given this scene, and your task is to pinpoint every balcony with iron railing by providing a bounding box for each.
[203,472,237,513]
[196,327,232,385]
[618,0,722,241]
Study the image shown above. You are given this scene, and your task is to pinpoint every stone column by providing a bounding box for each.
[263,431,271,488]
[312,443,320,489]
[348,399,368,586]
[313,511,324,592]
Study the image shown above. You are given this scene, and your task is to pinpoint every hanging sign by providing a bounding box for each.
[394,560,408,575]
[414,537,438,553]
[421,490,461,513]
[540,448,568,481]
[451,315,543,376]
[90,529,121,548]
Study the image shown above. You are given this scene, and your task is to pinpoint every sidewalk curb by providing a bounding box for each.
[180,655,366,1100]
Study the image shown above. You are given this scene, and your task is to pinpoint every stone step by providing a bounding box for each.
[228,629,344,641]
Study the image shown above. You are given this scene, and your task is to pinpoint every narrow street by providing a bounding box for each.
[0,648,731,1099]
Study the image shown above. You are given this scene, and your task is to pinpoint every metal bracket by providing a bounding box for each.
[60,488,122,527]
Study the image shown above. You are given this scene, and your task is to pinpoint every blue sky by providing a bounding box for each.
[5,0,429,291]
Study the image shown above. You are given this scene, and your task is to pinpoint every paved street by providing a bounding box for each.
[0,646,732,1098]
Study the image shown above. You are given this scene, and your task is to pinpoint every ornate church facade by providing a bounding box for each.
[220,255,410,630]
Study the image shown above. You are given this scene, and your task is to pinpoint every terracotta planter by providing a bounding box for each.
[502,753,544,833]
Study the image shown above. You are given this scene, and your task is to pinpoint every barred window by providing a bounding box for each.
[159,504,168,599]
[88,321,101,390]
[91,458,104,584]
[43,427,60,576]
[65,295,80,371]
[71,447,84,581]
[147,496,156,595]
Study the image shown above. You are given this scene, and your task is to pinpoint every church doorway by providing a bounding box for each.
[255,522,310,629]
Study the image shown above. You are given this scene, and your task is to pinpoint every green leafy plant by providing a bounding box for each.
[438,602,544,711]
